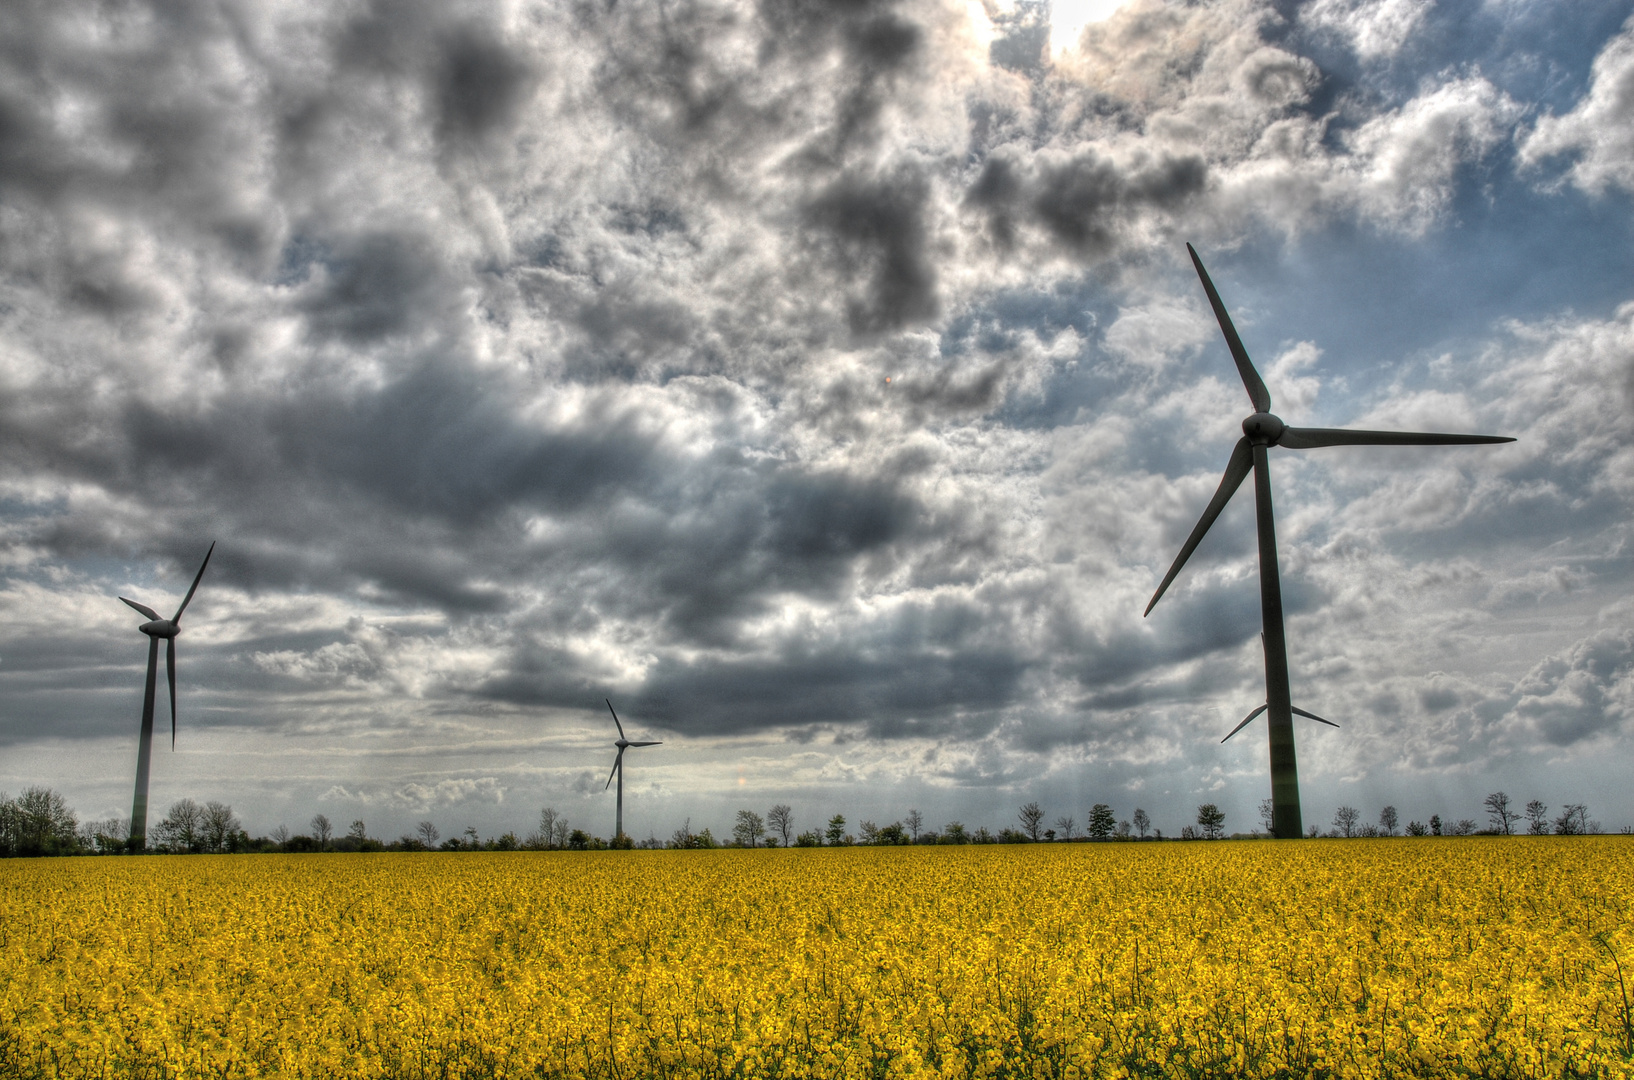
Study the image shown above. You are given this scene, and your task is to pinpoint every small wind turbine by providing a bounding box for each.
[603,699,660,841]
[1145,245,1513,840]
[120,543,214,850]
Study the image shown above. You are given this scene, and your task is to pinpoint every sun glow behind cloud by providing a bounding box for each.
[1049,0,1130,54]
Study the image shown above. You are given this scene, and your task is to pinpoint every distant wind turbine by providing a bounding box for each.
[603,699,660,842]
[1145,245,1514,840]
[120,543,214,851]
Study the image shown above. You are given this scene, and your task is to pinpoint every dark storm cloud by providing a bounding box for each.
[519,272,700,378]
[333,1,541,155]
[1073,579,1267,696]
[586,463,931,638]
[433,25,538,150]
[577,0,927,177]
[969,148,1209,258]
[116,370,652,524]
[759,0,926,157]
[804,165,940,335]
[295,231,455,344]
[626,638,1025,738]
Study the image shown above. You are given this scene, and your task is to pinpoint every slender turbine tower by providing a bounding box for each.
[603,699,660,841]
[120,543,214,850]
[1145,246,1513,839]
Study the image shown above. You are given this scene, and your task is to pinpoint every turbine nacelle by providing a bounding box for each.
[138,620,180,639]
[1242,412,1285,445]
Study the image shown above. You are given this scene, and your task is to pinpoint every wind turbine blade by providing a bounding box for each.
[606,699,626,740]
[629,741,662,747]
[1145,437,1254,616]
[1188,244,1270,413]
[120,597,162,621]
[166,638,177,750]
[172,542,215,623]
[605,750,623,790]
[1291,705,1339,729]
[1221,704,1269,744]
[1279,427,1515,450]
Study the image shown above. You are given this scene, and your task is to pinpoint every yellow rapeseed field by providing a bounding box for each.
[2,839,1631,1078]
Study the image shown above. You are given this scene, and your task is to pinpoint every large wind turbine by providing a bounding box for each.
[603,699,660,841]
[120,543,214,851]
[1145,245,1513,839]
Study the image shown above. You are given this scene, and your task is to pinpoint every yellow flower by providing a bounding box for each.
[2,839,1631,1076]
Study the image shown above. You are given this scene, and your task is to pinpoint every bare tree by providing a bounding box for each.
[767,804,793,846]
[1451,819,1477,836]
[203,802,241,853]
[530,808,561,850]
[154,799,206,853]
[1259,799,1275,836]
[1484,792,1519,835]
[81,817,129,854]
[1054,815,1077,840]
[272,824,290,849]
[905,809,923,841]
[1378,806,1399,837]
[1526,800,1550,835]
[1132,808,1150,839]
[552,818,570,849]
[416,820,439,848]
[347,819,367,843]
[1555,804,1589,835]
[1018,802,1045,842]
[1333,806,1360,838]
[733,809,766,848]
[858,820,880,844]
[310,814,333,850]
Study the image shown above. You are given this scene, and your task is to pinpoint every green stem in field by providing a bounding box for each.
[1594,932,1634,1057]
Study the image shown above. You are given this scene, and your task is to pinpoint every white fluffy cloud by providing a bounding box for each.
[1301,0,1435,61]
[1520,13,1634,194]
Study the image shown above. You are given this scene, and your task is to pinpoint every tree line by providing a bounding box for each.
[1316,792,1602,838]
[0,792,542,857]
[696,802,1168,848]
[0,787,1616,857]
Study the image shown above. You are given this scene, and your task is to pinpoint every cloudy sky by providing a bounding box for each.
[3,0,1632,843]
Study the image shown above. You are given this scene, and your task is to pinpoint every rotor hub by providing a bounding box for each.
[1242,412,1286,445]
[139,620,179,639]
